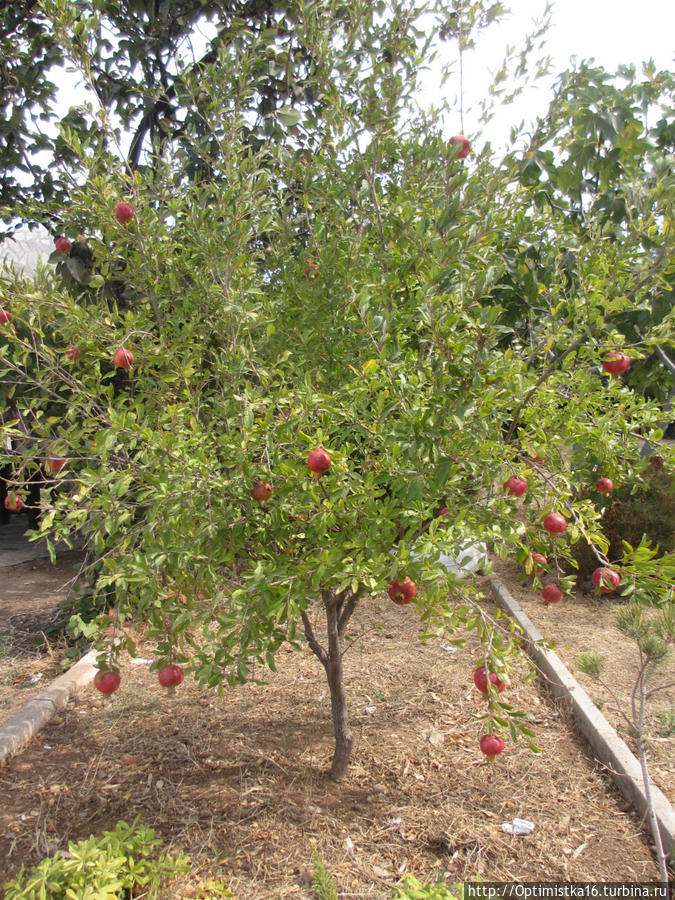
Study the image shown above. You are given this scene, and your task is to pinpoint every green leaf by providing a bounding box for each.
[276,108,301,127]
[65,256,88,282]
[432,457,454,489]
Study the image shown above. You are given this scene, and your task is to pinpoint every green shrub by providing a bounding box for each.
[311,848,339,900]
[309,851,466,900]
[390,876,465,899]
[3,816,190,900]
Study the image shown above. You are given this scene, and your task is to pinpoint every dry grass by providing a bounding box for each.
[0,551,83,721]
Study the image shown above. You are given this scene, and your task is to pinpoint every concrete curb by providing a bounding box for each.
[0,521,85,569]
[0,537,85,569]
[490,577,675,862]
[0,649,98,766]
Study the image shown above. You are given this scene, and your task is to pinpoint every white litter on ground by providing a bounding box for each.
[411,540,488,578]
[501,817,535,835]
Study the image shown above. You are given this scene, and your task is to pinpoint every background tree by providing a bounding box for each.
[1,0,331,231]
[0,0,673,785]
[497,62,675,406]
[1,0,501,233]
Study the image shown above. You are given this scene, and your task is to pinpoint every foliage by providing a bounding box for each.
[2,816,190,899]
[0,0,322,226]
[617,541,675,611]
[189,878,234,899]
[311,847,339,900]
[603,460,675,556]
[572,458,675,584]
[497,61,675,405]
[1,0,505,237]
[0,0,673,781]
[390,875,465,899]
[575,650,604,680]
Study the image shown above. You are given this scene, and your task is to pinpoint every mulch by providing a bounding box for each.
[0,567,666,897]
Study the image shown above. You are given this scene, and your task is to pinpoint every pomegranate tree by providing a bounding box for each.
[1,0,672,787]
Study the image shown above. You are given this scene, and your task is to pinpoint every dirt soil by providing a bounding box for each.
[0,550,672,898]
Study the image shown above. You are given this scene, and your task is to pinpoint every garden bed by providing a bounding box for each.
[0,556,668,896]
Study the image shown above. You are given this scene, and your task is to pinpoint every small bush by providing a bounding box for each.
[311,848,339,900]
[390,877,465,899]
[654,706,675,737]
[309,851,466,900]
[575,651,605,679]
[2,816,190,900]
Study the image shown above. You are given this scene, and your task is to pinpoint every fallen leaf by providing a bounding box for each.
[572,842,587,859]
[372,865,392,879]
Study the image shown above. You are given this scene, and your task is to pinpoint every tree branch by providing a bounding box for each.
[654,344,675,377]
[337,584,367,637]
[505,339,584,444]
[301,610,327,668]
[127,39,220,169]
[126,0,282,169]
[645,679,675,699]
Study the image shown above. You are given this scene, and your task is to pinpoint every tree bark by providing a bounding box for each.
[302,588,361,781]
[323,592,353,781]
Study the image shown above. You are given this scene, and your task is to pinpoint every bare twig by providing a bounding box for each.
[654,344,675,377]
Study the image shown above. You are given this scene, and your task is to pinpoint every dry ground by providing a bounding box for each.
[0,550,672,897]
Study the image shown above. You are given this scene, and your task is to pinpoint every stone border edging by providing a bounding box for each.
[0,649,98,766]
[0,541,86,569]
[490,577,675,861]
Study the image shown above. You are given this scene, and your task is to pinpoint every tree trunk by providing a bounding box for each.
[324,596,353,781]
[302,590,358,781]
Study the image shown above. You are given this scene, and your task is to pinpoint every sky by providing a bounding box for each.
[3,0,674,270]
